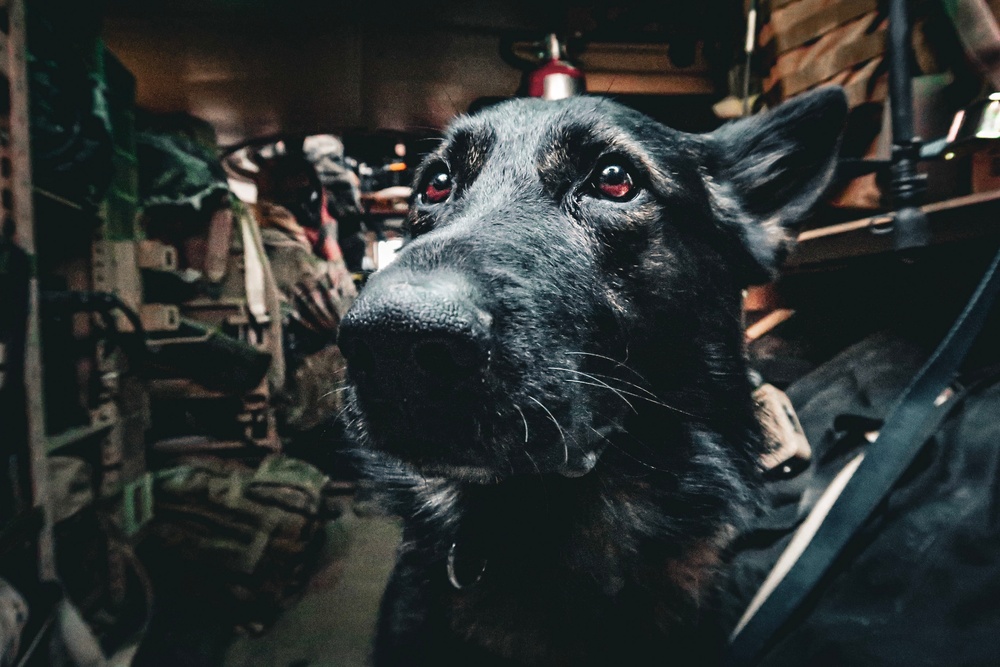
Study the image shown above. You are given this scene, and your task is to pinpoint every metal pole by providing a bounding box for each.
[886,0,930,249]
[743,0,758,116]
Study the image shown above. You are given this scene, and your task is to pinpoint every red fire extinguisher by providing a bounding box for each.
[527,34,585,100]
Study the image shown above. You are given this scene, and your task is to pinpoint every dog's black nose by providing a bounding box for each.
[338,276,492,397]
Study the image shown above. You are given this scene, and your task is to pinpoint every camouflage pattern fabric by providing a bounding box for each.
[255,202,356,433]
[149,455,342,631]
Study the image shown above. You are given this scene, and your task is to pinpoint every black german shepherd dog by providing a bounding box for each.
[338,88,847,666]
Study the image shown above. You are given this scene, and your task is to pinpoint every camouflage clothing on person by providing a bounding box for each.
[254,201,356,433]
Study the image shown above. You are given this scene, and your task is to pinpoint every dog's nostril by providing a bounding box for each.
[343,339,376,376]
[413,340,454,375]
[412,338,484,381]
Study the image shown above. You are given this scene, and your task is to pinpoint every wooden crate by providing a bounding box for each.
[761,0,879,54]
[764,11,886,103]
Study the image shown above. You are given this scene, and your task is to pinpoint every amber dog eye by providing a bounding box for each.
[593,163,634,200]
[422,170,453,204]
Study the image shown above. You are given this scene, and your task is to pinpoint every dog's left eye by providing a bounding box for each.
[592,163,635,200]
[422,170,453,204]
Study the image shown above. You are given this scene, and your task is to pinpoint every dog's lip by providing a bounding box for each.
[557,443,607,478]
[349,393,619,482]
[558,449,601,478]
[556,423,616,478]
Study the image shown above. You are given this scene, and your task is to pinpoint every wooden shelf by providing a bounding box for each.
[33,187,85,212]
[148,378,231,400]
[786,189,1000,270]
[46,420,114,454]
[46,404,118,453]
[150,436,248,454]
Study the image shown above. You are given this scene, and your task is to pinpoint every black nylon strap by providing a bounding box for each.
[727,245,1000,666]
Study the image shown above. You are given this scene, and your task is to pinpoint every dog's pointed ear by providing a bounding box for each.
[705,87,847,282]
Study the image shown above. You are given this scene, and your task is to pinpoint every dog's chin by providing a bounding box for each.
[354,429,513,485]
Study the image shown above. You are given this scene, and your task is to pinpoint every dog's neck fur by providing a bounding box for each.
[395,415,755,594]
[386,449,738,664]
[446,473,728,588]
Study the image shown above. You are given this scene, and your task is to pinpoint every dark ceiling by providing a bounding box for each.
[100,0,739,146]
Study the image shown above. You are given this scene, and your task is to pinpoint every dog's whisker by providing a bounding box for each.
[626,393,700,418]
[587,426,673,474]
[546,366,643,404]
[588,418,681,477]
[321,385,351,399]
[441,89,462,117]
[595,85,619,111]
[563,351,651,385]
[528,396,567,465]
[564,350,628,365]
[556,369,699,418]
[558,377,638,414]
[409,127,451,137]
[572,371,660,400]
[522,449,552,513]
[577,373,658,400]
[547,366,659,400]
[523,449,542,476]
[513,404,530,444]
[504,449,517,478]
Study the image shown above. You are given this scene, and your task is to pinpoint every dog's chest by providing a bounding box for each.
[434,507,629,662]
[438,539,711,665]
[446,575,621,665]
[402,477,726,662]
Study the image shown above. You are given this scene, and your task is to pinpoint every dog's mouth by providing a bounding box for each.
[342,380,617,484]
[415,443,606,484]
[397,440,608,485]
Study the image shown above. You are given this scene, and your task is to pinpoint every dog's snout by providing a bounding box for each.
[411,336,484,379]
[339,277,492,396]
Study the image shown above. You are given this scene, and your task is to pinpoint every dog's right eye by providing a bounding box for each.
[421,170,453,204]
[591,162,635,201]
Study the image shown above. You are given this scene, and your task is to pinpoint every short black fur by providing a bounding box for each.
[338,89,847,666]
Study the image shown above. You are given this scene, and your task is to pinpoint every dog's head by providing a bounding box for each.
[339,90,846,486]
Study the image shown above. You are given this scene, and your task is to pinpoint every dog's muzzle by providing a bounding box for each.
[339,273,493,445]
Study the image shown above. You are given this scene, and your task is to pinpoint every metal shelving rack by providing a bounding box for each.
[2,0,154,661]
[6,0,56,585]
[0,0,64,663]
